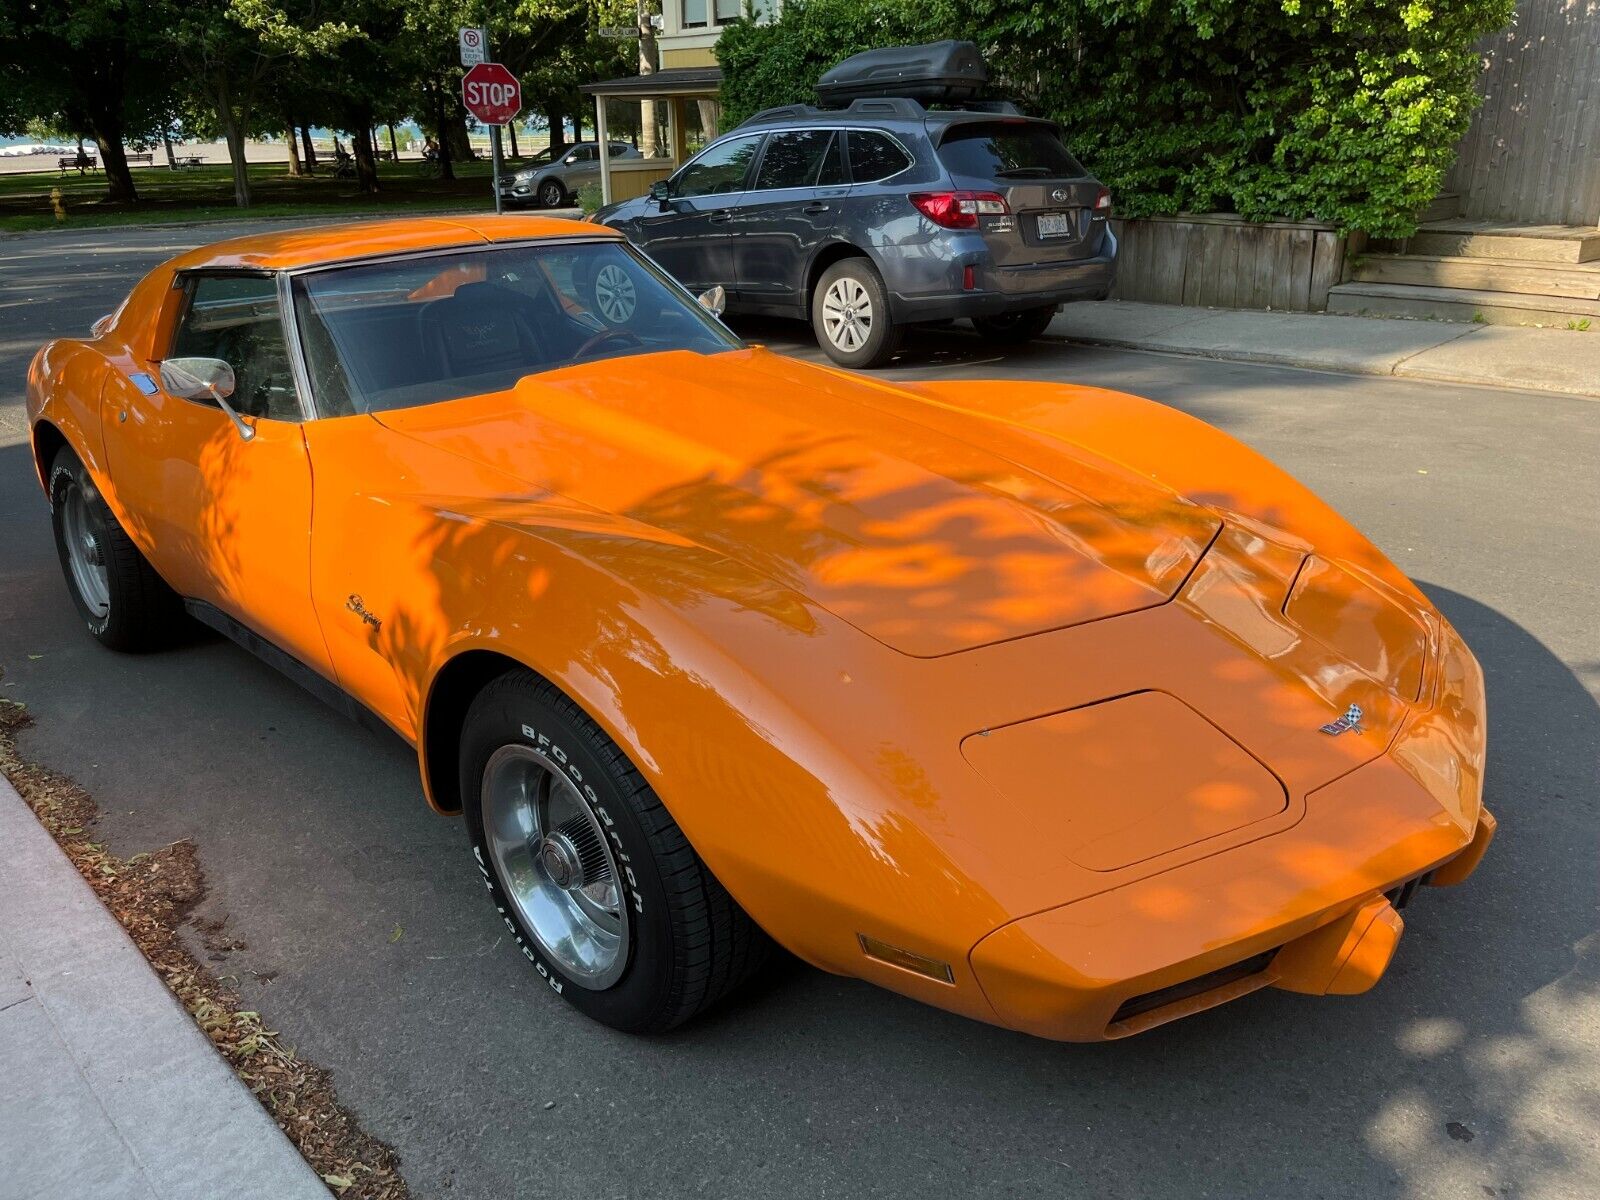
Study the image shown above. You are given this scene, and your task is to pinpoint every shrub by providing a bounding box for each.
[717,0,1514,236]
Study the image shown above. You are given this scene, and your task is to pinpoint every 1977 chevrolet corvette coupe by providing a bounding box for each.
[26,215,1494,1041]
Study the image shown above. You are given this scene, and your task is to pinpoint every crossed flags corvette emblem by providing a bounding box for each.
[1320,704,1366,736]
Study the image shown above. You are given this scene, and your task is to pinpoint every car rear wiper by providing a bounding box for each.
[993,167,1054,178]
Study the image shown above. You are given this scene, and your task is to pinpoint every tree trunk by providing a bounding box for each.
[352,124,379,194]
[638,0,658,157]
[212,76,251,207]
[545,105,567,153]
[507,122,519,158]
[444,110,474,161]
[387,123,399,160]
[91,129,137,203]
[160,128,177,170]
[284,126,302,176]
[300,125,318,169]
[433,90,455,181]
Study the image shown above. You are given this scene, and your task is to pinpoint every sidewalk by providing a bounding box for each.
[1047,300,1600,400]
[0,775,327,1200]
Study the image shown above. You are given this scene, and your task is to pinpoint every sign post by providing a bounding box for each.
[462,61,522,215]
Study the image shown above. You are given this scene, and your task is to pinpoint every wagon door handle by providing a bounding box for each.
[803,202,830,214]
[708,210,732,224]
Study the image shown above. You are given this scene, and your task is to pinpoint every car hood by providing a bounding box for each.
[374,348,1222,656]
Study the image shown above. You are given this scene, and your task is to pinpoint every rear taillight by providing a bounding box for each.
[909,191,1009,230]
[1093,187,1112,215]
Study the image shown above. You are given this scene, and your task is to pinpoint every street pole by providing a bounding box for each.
[491,124,503,214]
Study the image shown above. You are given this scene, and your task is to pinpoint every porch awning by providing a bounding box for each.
[580,66,722,100]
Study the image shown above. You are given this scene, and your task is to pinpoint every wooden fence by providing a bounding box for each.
[1110,215,1348,311]
[1446,0,1600,227]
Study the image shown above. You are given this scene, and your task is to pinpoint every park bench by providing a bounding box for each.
[58,156,98,174]
[127,152,154,166]
[172,155,204,169]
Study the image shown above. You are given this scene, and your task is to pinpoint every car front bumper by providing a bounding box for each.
[966,623,1492,1041]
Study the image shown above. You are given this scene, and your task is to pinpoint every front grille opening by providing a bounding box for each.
[1111,949,1278,1025]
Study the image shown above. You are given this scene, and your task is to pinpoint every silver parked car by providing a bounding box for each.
[502,141,641,209]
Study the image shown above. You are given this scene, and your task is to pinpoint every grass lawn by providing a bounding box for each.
[0,159,522,233]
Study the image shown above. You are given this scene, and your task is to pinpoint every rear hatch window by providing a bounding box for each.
[936,122,1085,182]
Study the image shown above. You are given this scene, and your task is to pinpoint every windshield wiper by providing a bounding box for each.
[993,167,1054,178]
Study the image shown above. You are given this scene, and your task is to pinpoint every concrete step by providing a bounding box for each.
[1418,192,1460,223]
[1326,281,1600,327]
[1350,254,1600,300]
[1405,220,1600,264]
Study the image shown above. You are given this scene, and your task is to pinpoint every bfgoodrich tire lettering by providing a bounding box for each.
[460,670,770,1032]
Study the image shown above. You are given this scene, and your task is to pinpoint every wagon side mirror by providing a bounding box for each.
[696,286,726,317]
[649,179,670,206]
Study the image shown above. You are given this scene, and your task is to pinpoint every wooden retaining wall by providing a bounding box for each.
[1110,214,1349,311]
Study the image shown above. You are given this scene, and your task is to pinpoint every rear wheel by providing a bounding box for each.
[48,447,184,651]
[461,670,770,1032]
[972,304,1058,345]
[812,259,901,369]
[538,179,566,208]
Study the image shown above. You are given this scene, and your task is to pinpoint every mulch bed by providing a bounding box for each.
[0,691,410,1200]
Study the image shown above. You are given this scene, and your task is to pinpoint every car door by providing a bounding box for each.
[562,144,599,190]
[631,133,765,292]
[99,270,332,676]
[728,129,848,311]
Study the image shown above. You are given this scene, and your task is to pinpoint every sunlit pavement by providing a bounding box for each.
[1,223,1597,1200]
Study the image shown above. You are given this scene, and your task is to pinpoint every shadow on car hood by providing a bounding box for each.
[373,348,1221,656]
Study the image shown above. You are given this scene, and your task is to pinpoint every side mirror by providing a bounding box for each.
[696,286,726,317]
[159,356,235,401]
[159,356,254,442]
[650,180,671,205]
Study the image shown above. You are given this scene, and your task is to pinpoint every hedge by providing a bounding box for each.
[715,0,1514,237]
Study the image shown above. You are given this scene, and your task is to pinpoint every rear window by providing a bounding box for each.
[847,132,912,183]
[937,123,1085,181]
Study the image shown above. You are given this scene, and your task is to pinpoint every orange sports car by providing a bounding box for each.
[26,215,1493,1041]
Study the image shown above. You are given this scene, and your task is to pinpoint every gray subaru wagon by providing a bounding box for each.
[594,97,1116,367]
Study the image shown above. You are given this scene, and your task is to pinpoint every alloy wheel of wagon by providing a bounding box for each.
[812,259,901,369]
[461,670,771,1032]
[591,262,638,324]
[538,179,566,208]
[48,447,185,652]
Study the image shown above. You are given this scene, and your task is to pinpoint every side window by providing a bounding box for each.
[672,135,763,198]
[753,130,835,191]
[813,132,847,186]
[847,131,912,183]
[574,146,597,163]
[169,274,299,421]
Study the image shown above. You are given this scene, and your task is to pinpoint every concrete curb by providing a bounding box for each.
[0,773,328,1200]
[1045,301,1600,401]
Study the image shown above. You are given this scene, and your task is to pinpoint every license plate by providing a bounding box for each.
[1037,211,1074,238]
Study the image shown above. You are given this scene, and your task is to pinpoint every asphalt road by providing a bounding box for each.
[2,222,1597,1200]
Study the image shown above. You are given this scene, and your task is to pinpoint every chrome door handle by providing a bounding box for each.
[803,203,830,214]
[708,210,732,224]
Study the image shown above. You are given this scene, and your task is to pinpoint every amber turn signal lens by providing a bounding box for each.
[857,934,955,985]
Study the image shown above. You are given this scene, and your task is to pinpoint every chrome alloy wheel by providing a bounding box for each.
[821,276,873,352]
[61,478,110,619]
[480,744,628,988]
[593,263,638,324]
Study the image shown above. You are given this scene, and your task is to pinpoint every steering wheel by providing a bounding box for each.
[573,326,644,360]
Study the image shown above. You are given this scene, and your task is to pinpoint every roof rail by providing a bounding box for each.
[738,104,821,127]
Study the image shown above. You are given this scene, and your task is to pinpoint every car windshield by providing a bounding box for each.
[291,240,739,416]
[937,123,1085,181]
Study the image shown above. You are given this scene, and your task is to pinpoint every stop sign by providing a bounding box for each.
[462,62,521,125]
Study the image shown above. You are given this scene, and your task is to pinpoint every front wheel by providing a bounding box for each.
[538,179,566,208]
[461,671,770,1032]
[971,304,1058,345]
[49,447,184,651]
[812,259,901,369]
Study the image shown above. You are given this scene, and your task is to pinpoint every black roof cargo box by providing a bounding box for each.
[816,40,988,106]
